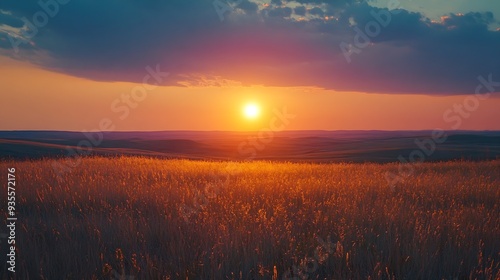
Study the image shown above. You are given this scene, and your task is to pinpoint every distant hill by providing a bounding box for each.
[1,130,499,162]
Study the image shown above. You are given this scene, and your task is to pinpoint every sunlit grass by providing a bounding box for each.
[0,157,499,279]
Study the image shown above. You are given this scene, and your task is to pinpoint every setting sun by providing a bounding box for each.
[243,103,260,119]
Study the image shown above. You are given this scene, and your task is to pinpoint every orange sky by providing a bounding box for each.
[2,57,500,131]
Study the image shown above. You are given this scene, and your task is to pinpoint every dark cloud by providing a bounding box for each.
[294,6,307,16]
[308,7,325,16]
[237,0,259,14]
[0,0,499,95]
[441,12,495,30]
[266,6,293,18]
[294,0,363,8]
[0,11,24,28]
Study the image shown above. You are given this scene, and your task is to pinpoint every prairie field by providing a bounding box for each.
[0,157,499,280]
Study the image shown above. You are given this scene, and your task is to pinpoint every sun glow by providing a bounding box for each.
[243,103,260,119]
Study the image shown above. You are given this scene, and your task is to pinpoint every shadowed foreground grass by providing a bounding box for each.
[0,157,499,279]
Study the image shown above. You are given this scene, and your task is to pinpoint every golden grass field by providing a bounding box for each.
[0,157,499,279]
